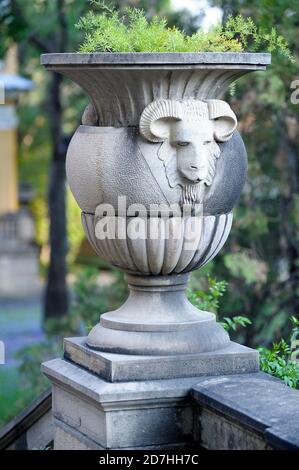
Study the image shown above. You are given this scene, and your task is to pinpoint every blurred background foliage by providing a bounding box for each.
[0,0,299,425]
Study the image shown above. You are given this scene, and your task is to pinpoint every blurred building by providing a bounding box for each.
[0,45,39,298]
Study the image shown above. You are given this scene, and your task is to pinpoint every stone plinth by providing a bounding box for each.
[64,337,259,382]
[42,358,196,450]
[42,336,259,449]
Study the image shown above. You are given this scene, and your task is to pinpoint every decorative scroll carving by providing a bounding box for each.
[82,102,98,126]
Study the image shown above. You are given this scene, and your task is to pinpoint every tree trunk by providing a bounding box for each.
[44,72,68,320]
[44,0,69,321]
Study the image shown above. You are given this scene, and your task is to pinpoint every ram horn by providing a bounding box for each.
[206,99,237,142]
[139,99,183,142]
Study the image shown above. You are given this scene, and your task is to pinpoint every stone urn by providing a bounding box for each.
[42,52,270,362]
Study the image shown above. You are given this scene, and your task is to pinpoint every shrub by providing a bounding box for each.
[188,276,252,332]
[76,1,293,61]
[258,316,299,388]
[189,278,299,388]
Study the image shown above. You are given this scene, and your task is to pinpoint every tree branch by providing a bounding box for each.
[27,32,53,54]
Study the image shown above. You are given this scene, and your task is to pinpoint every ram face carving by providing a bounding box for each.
[139,99,237,206]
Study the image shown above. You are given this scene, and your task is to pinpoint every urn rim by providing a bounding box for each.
[41,51,271,69]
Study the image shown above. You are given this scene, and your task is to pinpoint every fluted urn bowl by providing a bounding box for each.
[42,52,270,355]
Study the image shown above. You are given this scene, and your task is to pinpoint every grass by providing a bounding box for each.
[0,367,33,427]
[0,298,45,427]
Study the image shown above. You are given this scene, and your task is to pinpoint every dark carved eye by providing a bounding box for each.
[203,140,213,145]
[176,141,190,147]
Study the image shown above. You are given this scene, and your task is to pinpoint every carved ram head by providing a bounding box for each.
[139,99,237,205]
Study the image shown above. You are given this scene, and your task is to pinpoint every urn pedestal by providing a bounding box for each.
[41,52,270,449]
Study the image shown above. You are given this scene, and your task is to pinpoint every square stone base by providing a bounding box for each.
[43,337,260,449]
[42,358,197,449]
[64,337,259,382]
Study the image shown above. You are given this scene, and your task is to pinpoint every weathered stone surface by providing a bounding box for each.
[0,389,52,450]
[41,52,270,356]
[26,411,53,450]
[86,274,232,355]
[54,421,104,450]
[70,127,247,217]
[54,418,193,450]
[64,337,259,382]
[192,372,299,450]
[53,54,254,354]
[41,51,271,66]
[194,407,269,450]
[42,359,299,450]
[41,53,270,129]
[43,358,195,449]
[82,213,234,275]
